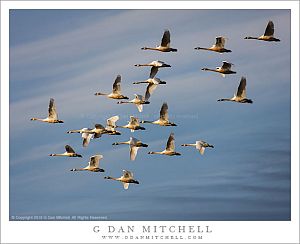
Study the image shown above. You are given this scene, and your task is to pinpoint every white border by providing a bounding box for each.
[1,1,299,243]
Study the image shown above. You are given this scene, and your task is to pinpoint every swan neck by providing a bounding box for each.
[182,144,196,147]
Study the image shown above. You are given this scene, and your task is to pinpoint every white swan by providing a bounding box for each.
[217,76,253,103]
[181,141,214,155]
[70,155,105,172]
[117,116,145,132]
[141,102,177,126]
[30,98,64,123]
[148,133,181,156]
[95,75,129,99]
[195,36,232,53]
[112,137,148,161]
[141,30,177,52]
[49,145,82,157]
[202,61,236,77]
[244,20,280,42]
[104,170,139,190]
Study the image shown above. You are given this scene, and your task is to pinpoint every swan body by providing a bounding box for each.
[141,30,177,52]
[95,75,129,100]
[195,36,232,53]
[112,137,148,161]
[67,128,94,147]
[141,102,177,126]
[49,145,82,157]
[134,60,171,68]
[133,66,166,85]
[117,116,145,132]
[181,141,214,155]
[68,123,107,139]
[148,132,181,156]
[117,94,150,112]
[70,155,105,172]
[217,76,253,103]
[202,61,236,77]
[30,98,64,123]
[104,170,139,190]
[244,21,280,42]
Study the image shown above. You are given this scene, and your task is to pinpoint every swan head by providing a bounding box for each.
[141,47,147,50]
[57,120,64,123]
[70,168,76,171]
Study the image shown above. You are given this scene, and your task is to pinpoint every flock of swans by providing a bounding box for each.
[30,20,280,189]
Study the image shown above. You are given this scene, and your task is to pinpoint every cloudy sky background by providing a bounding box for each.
[9,9,291,220]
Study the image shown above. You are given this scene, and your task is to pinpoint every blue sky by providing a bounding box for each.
[9,9,291,220]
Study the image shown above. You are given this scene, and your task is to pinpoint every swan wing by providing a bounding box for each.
[106,115,119,129]
[122,170,133,179]
[236,77,247,98]
[48,98,58,120]
[166,132,175,151]
[221,61,232,70]
[89,155,103,168]
[136,104,143,112]
[130,137,139,145]
[130,146,139,161]
[199,146,205,155]
[161,29,171,47]
[65,145,75,153]
[134,94,144,101]
[129,116,139,126]
[150,66,159,78]
[215,36,225,48]
[145,83,157,101]
[112,75,121,94]
[123,183,129,190]
[264,20,274,36]
[95,124,105,130]
[82,130,93,147]
[160,102,169,121]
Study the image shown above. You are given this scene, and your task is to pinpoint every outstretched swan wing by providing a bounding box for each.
[48,98,58,120]
[264,20,274,36]
[160,102,169,121]
[65,145,75,153]
[112,75,122,94]
[161,30,171,47]
[166,133,175,151]
[236,77,247,99]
